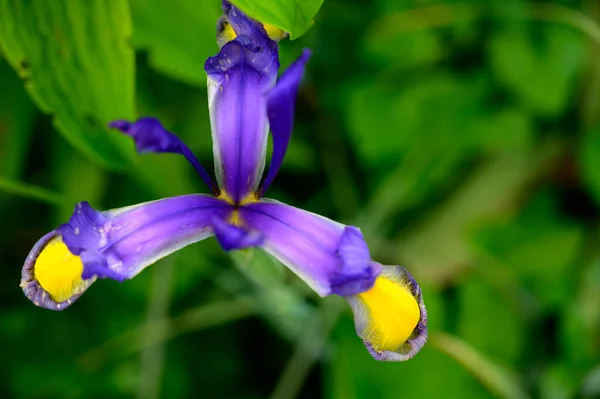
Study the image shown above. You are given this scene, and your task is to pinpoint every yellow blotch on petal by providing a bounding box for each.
[357,275,421,352]
[263,23,287,41]
[217,190,235,205]
[219,21,287,46]
[229,209,242,226]
[34,237,84,303]
[221,22,237,43]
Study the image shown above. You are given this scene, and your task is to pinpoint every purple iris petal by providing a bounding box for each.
[66,195,232,280]
[109,118,217,193]
[330,227,379,296]
[205,32,279,203]
[260,49,311,195]
[238,199,379,296]
[219,1,275,51]
[21,195,233,310]
[212,216,264,251]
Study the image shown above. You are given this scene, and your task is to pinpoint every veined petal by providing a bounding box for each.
[109,117,217,193]
[205,33,279,203]
[259,49,311,196]
[238,199,379,296]
[346,265,427,361]
[21,195,233,310]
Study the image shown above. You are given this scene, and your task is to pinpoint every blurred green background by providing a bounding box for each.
[1,0,600,398]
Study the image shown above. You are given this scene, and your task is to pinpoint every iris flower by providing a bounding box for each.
[20,2,427,361]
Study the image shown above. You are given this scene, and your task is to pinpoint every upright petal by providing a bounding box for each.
[259,49,312,196]
[21,195,233,310]
[109,118,217,193]
[346,265,427,361]
[218,1,274,49]
[205,21,279,203]
[238,199,379,296]
[216,2,289,48]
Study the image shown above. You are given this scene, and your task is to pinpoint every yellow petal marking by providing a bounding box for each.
[358,276,421,352]
[263,23,287,41]
[221,22,237,42]
[220,21,286,45]
[34,237,84,303]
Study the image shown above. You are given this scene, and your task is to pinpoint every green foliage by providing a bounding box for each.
[230,0,323,38]
[0,0,135,169]
[130,0,221,86]
[1,0,599,398]
[488,23,584,116]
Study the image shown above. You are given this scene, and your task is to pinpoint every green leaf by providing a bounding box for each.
[457,276,526,366]
[472,192,584,311]
[129,0,221,87]
[0,59,36,179]
[429,332,530,399]
[488,23,583,116]
[0,58,37,211]
[0,175,63,206]
[230,0,323,39]
[345,75,485,167]
[0,0,136,169]
[468,107,534,153]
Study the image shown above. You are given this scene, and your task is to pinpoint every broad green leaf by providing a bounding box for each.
[0,0,135,169]
[230,0,323,39]
[345,75,484,167]
[468,107,534,153]
[488,23,583,116]
[130,0,221,87]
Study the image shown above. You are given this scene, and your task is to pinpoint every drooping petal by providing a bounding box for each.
[346,265,428,361]
[330,227,380,296]
[205,26,279,203]
[259,49,311,196]
[21,231,95,311]
[109,117,217,193]
[21,195,233,310]
[238,198,379,296]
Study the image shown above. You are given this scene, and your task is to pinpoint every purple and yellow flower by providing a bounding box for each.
[19,2,427,361]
